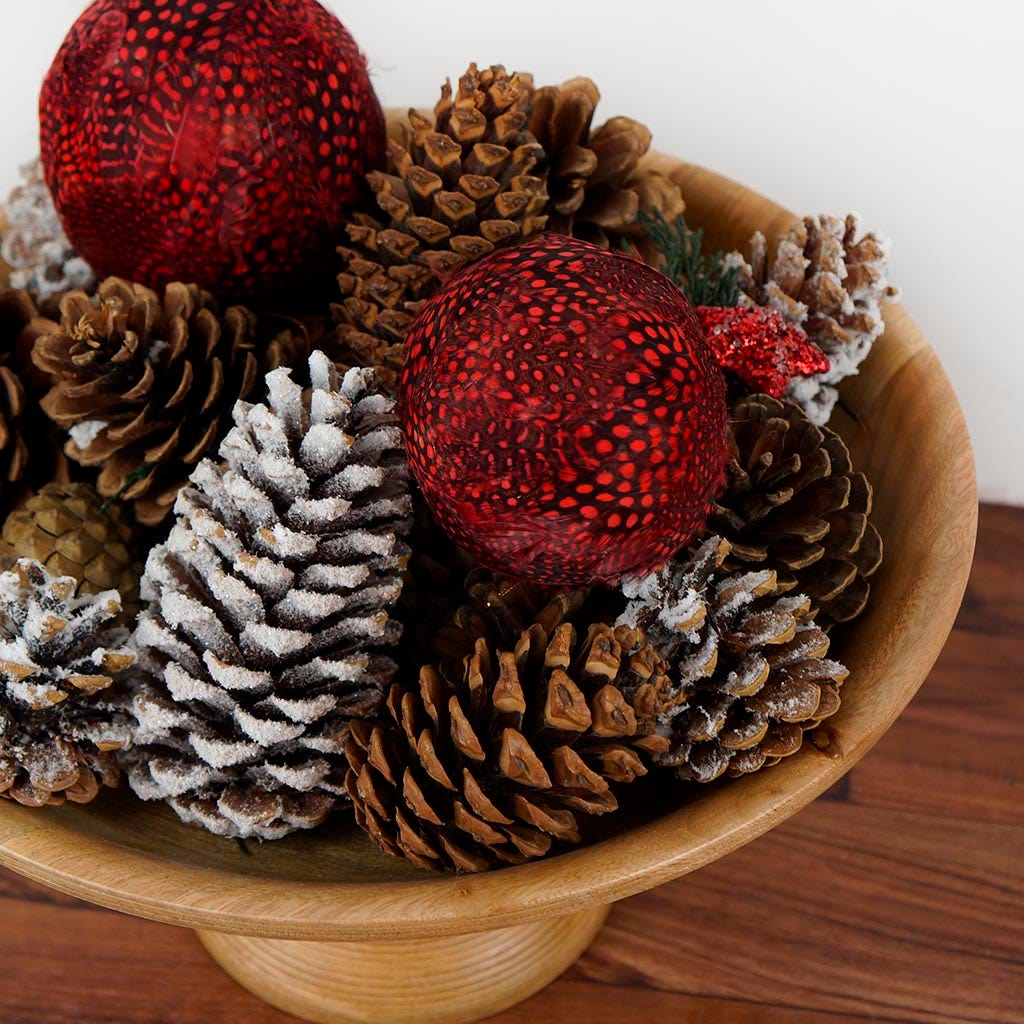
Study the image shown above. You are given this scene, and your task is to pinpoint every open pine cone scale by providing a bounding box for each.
[346,594,670,873]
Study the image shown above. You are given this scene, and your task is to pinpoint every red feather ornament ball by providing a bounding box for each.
[39,0,385,298]
[399,235,729,588]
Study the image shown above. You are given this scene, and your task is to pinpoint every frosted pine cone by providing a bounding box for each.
[619,536,849,783]
[0,560,134,807]
[125,351,413,840]
[725,213,899,423]
[2,160,95,304]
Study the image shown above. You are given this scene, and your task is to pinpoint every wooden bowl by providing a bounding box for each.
[0,158,977,1024]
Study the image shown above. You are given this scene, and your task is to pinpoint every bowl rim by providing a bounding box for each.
[0,162,979,942]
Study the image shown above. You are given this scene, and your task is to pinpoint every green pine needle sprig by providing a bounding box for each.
[639,212,741,307]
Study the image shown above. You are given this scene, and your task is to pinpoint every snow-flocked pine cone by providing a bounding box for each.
[710,394,883,626]
[1,159,96,305]
[332,63,549,389]
[30,278,263,527]
[346,579,670,873]
[0,559,134,807]
[125,351,413,840]
[725,213,899,423]
[0,483,141,622]
[527,76,684,260]
[619,536,849,783]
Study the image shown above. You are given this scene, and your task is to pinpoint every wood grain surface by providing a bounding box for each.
[0,501,1018,1024]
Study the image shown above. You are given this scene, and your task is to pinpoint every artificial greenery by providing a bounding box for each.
[640,213,741,307]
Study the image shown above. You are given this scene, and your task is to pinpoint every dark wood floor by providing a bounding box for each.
[1,504,1020,1024]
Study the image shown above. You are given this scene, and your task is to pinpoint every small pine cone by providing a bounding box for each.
[725,213,900,423]
[0,559,134,807]
[527,77,684,259]
[345,602,669,873]
[1,160,96,306]
[332,63,549,388]
[0,483,141,621]
[30,278,262,526]
[619,537,849,783]
[125,351,413,840]
[710,394,883,625]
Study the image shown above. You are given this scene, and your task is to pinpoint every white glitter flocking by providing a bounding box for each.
[124,351,413,840]
[1,159,96,303]
[0,559,134,807]
[618,536,848,783]
[725,212,900,424]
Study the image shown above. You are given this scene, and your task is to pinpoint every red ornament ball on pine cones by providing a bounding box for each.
[39,0,385,298]
[399,234,729,588]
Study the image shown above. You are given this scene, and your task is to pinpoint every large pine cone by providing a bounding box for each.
[0,560,134,807]
[332,63,549,389]
[125,352,412,840]
[0,483,141,620]
[527,76,684,259]
[619,537,849,783]
[30,278,264,527]
[346,583,669,873]
[726,214,899,423]
[710,394,882,625]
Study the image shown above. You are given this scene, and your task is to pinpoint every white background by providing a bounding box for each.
[2,1,1020,504]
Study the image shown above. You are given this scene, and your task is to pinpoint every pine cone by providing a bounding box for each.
[725,214,900,423]
[619,536,849,783]
[0,287,68,512]
[710,394,882,625]
[1,159,96,306]
[125,351,413,840]
[0,483,141,621]
[346,580,668,873]
[0,290,32,502]
[527,77,684,259]
[331,63,549,389]
[0,559,134,807]
[30,278,262,527]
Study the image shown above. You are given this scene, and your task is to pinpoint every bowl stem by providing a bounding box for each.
[197,903,610,1024]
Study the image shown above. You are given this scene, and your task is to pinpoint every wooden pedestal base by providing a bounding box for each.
[198,904,610,1024]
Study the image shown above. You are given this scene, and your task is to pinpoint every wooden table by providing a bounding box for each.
[1,503,1019,1024]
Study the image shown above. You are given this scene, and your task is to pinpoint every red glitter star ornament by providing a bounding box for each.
[696,305,830,398]
[40,0,385,299]
[399,235,730,589]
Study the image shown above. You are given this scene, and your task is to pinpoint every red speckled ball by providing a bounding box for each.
[399,234,729,588]
[40,0,385,298]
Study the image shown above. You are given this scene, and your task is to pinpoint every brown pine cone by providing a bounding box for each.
[0,560,134,807]
[527,77,684,259]
[0,483,141,620]
[346,588,669,872]
[29,278,261,526]
[0,287,66,512]
[709,395,882,625]
[0,290,31,498]
[619,536,849,783]
[331,63,549,389]
[727,213,900,423]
